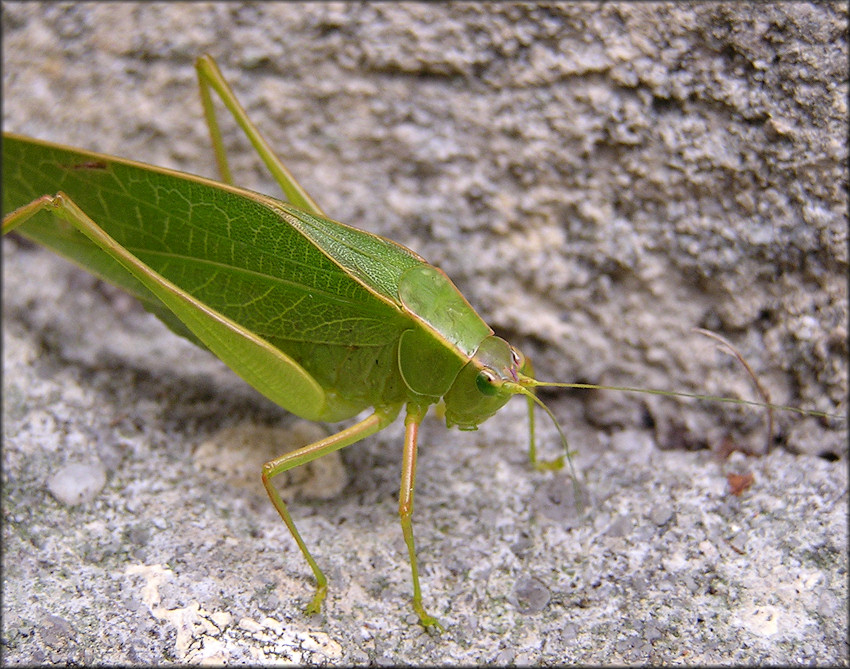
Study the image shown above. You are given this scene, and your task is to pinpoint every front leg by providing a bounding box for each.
[262,406,400,615]
[398,402,444,631]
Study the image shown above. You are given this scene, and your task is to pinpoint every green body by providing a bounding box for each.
[1,55,542,629]
[3,134,511,426]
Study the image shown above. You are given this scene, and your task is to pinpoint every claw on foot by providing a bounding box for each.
[304,584,327,616]
[533,455,565,472]
[414,602,444,633]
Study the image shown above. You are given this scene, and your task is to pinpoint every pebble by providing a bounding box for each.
[512,576,551,614]
[47,462,106,506]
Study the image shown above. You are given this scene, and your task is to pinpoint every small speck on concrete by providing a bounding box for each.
[650,504,674,526]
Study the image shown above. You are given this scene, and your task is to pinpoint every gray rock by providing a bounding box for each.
[47,462,107,507]
[3,3,846,665]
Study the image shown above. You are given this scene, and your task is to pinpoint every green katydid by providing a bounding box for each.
[2,55,836,630]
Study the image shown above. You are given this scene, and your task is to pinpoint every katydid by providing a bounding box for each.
[1,55,836,630]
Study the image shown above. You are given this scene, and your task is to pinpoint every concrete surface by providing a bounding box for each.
[3,3,847,664]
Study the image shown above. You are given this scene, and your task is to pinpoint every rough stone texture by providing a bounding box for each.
[3,3,847,665]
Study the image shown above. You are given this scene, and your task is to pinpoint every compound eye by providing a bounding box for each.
[475,368,499,396]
